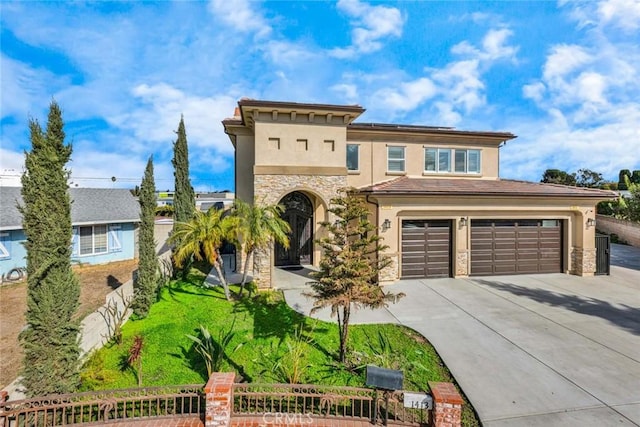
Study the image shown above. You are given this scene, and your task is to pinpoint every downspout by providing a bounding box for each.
[366,193,382,277]
[366,194,379,230]
[498,140,507,178]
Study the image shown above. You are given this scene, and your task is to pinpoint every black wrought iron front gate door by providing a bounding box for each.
[275,192,313,266]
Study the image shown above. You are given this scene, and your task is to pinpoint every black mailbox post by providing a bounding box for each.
[366,365,403,426]
[366,365,403,390]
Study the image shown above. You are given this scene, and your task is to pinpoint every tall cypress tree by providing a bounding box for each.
[133,156,159,317]
[171,116,195,277]
[172,116,195,223]
[20,101,80,396]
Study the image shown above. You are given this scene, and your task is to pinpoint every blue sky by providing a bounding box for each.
[1,0,639,191]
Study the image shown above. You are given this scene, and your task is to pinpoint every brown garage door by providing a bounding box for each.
[471,219,562,276]
[401,220,452,279]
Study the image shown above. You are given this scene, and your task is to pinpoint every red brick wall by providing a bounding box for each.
[429,382,463,427]
[204,373,235,427]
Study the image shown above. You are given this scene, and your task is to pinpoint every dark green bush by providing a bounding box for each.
[155,205,174,217]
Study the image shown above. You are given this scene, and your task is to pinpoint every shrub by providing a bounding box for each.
[80,351,117,391]
[186,320,239,377]
[268,324,315,384]
[155,205,174,217]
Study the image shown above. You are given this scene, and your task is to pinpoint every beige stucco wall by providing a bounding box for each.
[254,121,347,169]
[346,132,502,188]
[234,132,256,203]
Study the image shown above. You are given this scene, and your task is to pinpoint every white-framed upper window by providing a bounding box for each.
[346,144,359,171]
[467,149,480,173]
[387,146,405,172]
[425,148,480,174]
[79,225,108,255]
[425,148,452,173]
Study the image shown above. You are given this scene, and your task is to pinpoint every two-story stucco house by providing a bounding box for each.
[223,99,615,287]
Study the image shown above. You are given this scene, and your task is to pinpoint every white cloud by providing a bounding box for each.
[502,103,640,181]
[264,41,319,67]
[208,0,271,38]
[349,26,518,124]
[598,0,640,32]
[432,59,485,113]
[112,83,237,155]
[0,54,68,122]
[330,83,359,103]
[330,0,404,58]
[543,44,593,81]
[510,0,640,181]
[372,78,437,112]
[482,28,518,61]
[523,82,546,102]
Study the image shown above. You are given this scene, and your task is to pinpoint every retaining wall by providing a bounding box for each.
[79,279,134,356]
[596,215,640,247]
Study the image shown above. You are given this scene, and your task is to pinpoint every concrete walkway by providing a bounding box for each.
[282,244,640,426]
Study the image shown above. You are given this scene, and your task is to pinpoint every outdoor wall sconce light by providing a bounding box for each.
[382,219,391,231]
[586,218,596,228]
[460,217,468,227]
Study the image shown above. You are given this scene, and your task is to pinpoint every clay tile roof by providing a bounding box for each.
[358,177,617,198]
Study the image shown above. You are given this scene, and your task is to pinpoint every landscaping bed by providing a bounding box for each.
[81,268,479,426]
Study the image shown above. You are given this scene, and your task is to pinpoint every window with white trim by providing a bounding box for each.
[425,148,452,173]
[0,232,10,259]
[79,225,108,255]
[346,144,359,171]
[424,148,480,174]
[387,146,405,172]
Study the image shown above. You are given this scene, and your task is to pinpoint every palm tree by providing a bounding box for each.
[232,199,291,296]
[169,208,235,301]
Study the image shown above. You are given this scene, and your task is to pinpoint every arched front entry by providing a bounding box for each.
[275,191,313,266]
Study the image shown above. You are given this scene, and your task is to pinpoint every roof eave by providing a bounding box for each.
[358,190,617,199]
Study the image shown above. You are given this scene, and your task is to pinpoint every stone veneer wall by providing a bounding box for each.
[379,253,399,282]
[252,174,348,287]
[455,251,469,277]
[571,247,596,276]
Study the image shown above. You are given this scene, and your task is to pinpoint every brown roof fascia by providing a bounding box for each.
[348,122,516,141]
[357,178,617,199]
[360,190,615,198]
[237,99,366,114]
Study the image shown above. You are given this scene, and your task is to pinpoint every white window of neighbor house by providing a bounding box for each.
[0,232,10,259]
[387,146,405,172]
[347,144,359,171]
[79,225,108,255]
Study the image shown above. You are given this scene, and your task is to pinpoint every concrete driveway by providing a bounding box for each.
[284,244,640,426]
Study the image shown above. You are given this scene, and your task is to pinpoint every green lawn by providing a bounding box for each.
[81,269,478,425]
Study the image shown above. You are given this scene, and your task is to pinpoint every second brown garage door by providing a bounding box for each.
[401,220,452,279]
[471,219,562,276]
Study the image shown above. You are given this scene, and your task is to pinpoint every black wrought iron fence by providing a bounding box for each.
[232,383,429,426]
[0,385,204,427]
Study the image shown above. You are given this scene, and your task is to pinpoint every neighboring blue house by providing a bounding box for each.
[0,187,139,278]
